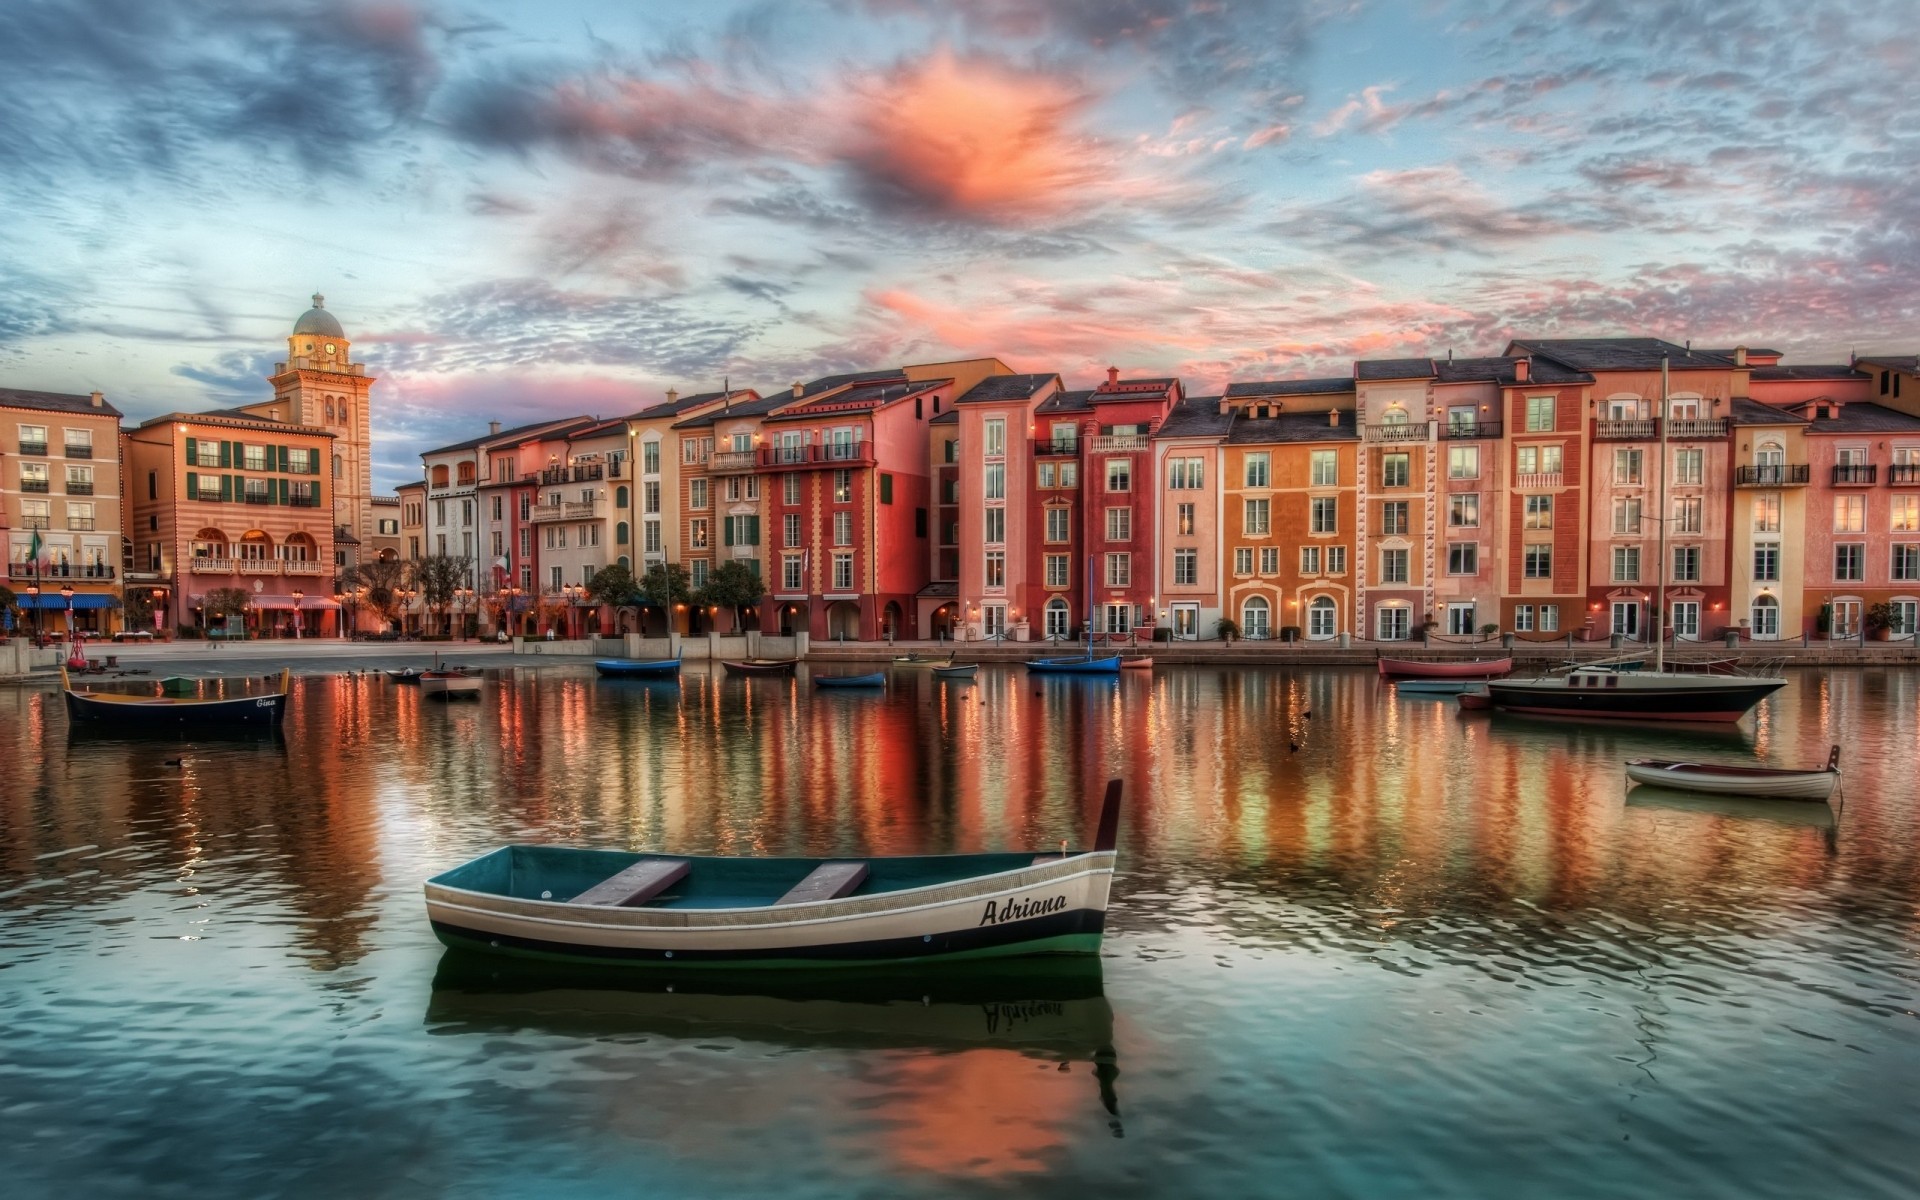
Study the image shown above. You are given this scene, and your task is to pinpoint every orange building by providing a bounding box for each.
[3,387,126,636]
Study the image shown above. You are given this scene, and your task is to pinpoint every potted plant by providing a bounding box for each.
[1815,603,1832,638]
[1215,617,1239,644]
[1866,602,1902,640]
[1479,622,1500,644]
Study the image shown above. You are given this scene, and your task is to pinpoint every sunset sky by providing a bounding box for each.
[2,0,1914,489]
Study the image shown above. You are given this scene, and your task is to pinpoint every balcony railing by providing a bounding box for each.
[1364,422,1431,443]
[7,564,115,580]
[1668,418,1728,438]
[19,516,50,530]
[283,561,326,576]
[20,479,49,493]
[236,560,281,575]
[243,492,275,505]
[1594,419,1658,440]
[710,450,760,473]
[1515,472,1563,490]
[1891,464,1920,486]
[64,444,92,459]
[289,494,323,507]
[1735,464,1810,487]
[68,518,95,531]
[528,503,564,522]
[562,500,598,519]
[1089,434,1148,452]
[18,441,47,456]
[189,558,233,574]
[1032,439,1080,457]
[1439,420,1503,441]
[65,482,93,496]
[1830,464,1877,485]
[758,443,875,470]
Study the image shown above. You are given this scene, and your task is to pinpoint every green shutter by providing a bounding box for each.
[279,445,290,472]
[185,437,197,465]
[880,473,893,504]
[218,441,231,468]
[276,478,287,505]
[220,474,232,502]
[747,516,761,545]
[723,518,734,547]
[186,471,198,497]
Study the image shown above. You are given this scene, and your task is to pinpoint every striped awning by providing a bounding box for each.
[250,594,342,611]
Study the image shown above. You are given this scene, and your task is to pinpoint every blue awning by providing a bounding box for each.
[18,593,115,609]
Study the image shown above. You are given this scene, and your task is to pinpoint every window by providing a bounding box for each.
[1169,457,1205,489]
[1612,546,1640,582]
[834,511,854,546]
[1834,495,1866,533]
[550,566,563,592]
[289,447,312,474]
[20,499,49,528]
[984,507,1005,545]
[243,478,271,503]
[1538,604,1559,632]
[1311,498,1337,534]
[1308,597,1337,639]
[1613,497,1642,534]
[984,464,1004,500]
[18,462,49,491]
[690,559,709,589]
[690,478,709,510]
[727,514,759,546]
[1327,546,1346,574]
[1377,606,1411,640]
[1516,445,1562,475]
[782,513,801,548]
[1447,542,1478,574]
[1099,506,1127,542]
[1301,546,1321,575]
[1447,604,1477,636]
[1045,508,1071,543]
[1310,450,1337,486]
[1244,453,1270,488]
[644,481,660,515]
[518,528,530,557]
[66,501,94,530]
[1177,503,1195,536]
[1174,548,1197,586]
[1753,494,1781,533]
[1380,548,1409,583]
[1674,448,1703,484]
[1448,446,1479,479]
[18,423,47,452]
[1671,601,1700,639]
[1524,495,1553,529]
[834,470,853,503]
[984,418,1005,456]
[1835,543,1865,581]
[1234,547,1254,575]
[1524,545,1552,578]
[241,444,266,471]
[1893,495,1919,532]
[1892,544,1920,581]
[1243,499,1270,535]
[1241,597,1271,639]
[1038,462,1056,488]
[683,437,708,464]
[1753,544,1780,582]
[1382,453,1409,487]
[196,441,220,468]
[1515,604,1534,632]
[1045,554,1071,587]
[1525,396,1555,431]
[1380,501,1409,536]
[834,552,855,591]
[690,518,710,549]
[783,555,804,591]
[1106,459,1131,492]
[1449,494,1480,527]
[984,549,1006,589]
[1751,594,1781,637]
[1258,546,1278,574]
[1672,545,1700,582]
[1105,553,1131,587]
[1614,448,1643,485]
[1059,462,1077,487]
[1674,496,1702,534]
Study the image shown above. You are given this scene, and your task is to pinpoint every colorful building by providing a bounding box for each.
[954,374,1064,641]
[3,387,125,636]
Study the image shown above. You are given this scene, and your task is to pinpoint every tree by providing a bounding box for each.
[584,562,640,607]
[699,561,764,629]
[351,557,410,622]
[203,587,251,634]
[411,555,472,635]
[1215,617,1239,643]
[636,563,691,611]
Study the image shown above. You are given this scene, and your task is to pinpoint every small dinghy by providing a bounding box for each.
[812,672,886,689]
[1027,655,1121,675]
[421,670,481,701]
[594,658,681,679]
[1624,745,1839,802]
[1119,656,1153,671]
[1394,679,1481,694]
[931,663,978,680]
[1456,688,1494,711]
[892,653,955,668]
[386,668,423,684]
[722,658,798,677]
[423,780,1125,967]
[1377,656,1511,679]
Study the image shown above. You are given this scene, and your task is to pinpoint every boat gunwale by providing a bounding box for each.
[1623,758,1838,779]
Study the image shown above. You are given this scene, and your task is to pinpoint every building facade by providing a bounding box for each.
[2,388,126,635]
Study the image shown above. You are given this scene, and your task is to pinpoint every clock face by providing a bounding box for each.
[324,343,337,354]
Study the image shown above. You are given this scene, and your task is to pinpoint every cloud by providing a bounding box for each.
[1267,166,1610,256]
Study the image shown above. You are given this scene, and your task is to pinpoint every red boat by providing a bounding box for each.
[1376,656,1512,680]
[721,658,799,677]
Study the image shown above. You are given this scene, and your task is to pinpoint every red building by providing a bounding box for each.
[1079,371,1180,637]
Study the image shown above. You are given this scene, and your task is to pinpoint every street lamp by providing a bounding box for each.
[26,583,40,641]
[290,589,304,639]
[60,583,74,646]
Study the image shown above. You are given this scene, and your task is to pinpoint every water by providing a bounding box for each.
[2,664,1917,1198]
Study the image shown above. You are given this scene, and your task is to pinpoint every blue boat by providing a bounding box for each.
[594,658,682,679]
[812,672,886,688]
[1026,655,1122,675]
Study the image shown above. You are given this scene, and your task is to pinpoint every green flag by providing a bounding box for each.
[27,529,42,566]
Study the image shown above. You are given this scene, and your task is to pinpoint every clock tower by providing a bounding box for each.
[246,294,378,566]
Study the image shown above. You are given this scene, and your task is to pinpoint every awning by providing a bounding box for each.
[19,593,115,609]
[251,594,342,611]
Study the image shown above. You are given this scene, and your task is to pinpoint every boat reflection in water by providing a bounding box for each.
[426,951,1122,1130]
[1624,785,1839,831]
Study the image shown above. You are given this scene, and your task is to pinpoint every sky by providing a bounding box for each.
[1,0,1916,491]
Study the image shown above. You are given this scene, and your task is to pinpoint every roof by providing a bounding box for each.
[394,479,426,493]
[137,408,338,437]
[1729,398,1808,427]
[1696,348,1783,361]
[671,392,793,429]
[420,416,591,457]
[955,374,1059,403]
[917,581,958,599]
[1354,358,1435,382]
[1224,377,1352,399]
[1749,365,1870,382]
[621,388,759,422]
[929,409,958,425]
[1432,355,1594,386]
[292,293,345,339]
[1509,337,1737,373]
[1856,354,1920,372]
[0,386,123,418]
[372,495,399,506]
[1154,396,1233,439]
[1226,409,1359,444]
[1035,389,1096,415]
[1804,403,1920,434]
[766,378,946,422]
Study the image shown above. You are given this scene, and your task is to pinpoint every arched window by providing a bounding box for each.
[1751,594,1780,639]
[616,486,629,509]
[339,401,349,426]
[618,555,631,571]
[1241,596,1271,639]
[615,521,630,545]
[1308,596,1337,639]
[333,454,342,478]
[325,401,334,422]
[1382,405,1409,426]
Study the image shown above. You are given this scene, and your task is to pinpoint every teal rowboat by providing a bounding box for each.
[424,781,1123,968]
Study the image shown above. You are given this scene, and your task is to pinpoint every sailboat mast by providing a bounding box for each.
[1654,355,1670,673]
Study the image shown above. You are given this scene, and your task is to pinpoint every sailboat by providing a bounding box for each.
[1028,555,1122,675]
[1484,356,1787,722]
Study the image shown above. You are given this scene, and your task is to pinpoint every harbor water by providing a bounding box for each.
[1,664,1916,1198]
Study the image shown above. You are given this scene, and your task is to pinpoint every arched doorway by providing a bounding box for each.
[1241,595,1271,639]
[929,603,956,641]
[283,531,317,565]
[191,527,229,564]
[826,600,861,641]
[1044,597,1071,640]
[780,601,811,636]
[1307,596,1337,639]
[1751,594,1780,639]
[881,601,903,641]
[237,530,273,562]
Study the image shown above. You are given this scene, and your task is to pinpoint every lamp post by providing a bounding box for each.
[60,583,74,646]
[290,589,304,639]
[26,583,40,641]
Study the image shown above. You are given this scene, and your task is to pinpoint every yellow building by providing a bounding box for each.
[1728,400,1809,640]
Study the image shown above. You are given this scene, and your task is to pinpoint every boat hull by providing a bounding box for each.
[1026,656,1121,675]
[421,675,482,700]
[813,673,886,688]
[1393,679,1481,694]
[722,659,798,677]
[1624,761,1837,801]
[425,851,1114,968]
[594,659,681,678]
[1377,656,1512,679]
[931,664,978,679]
[1486,675,1785,722]
[63,689,288,728]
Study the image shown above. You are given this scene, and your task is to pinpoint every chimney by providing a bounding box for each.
[1218,397,1231,415]
[488,420,501,436]
[792,380,804,398]
[666,387,678,404]
[1514,357,1530,383]
[1328,408,1339,428]
[1106,366,1119,386]
[1733,345,1748,367]
[89,390,103,408]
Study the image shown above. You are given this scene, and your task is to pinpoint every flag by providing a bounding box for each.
[27,529,42,567]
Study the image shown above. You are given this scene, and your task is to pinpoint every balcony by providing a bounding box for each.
[1735,464,1810,487]
[1089,434,1148,452]
[1668,418,1728,439]
[1439,420,1503,441]
[8,564,116,580]
[64,444,92,459]
[283,561,326,577]
[65,482,93,496]
[18,441,47,456]
[289,494,323,508]
[1032,439,1080,457]
[20,479,49,493]
[189,557,233,574]
[562,500,599,519]
[529,503,564,522]
[68,518,95,531]
[1594,419,1658,441]
[1515,472,1563,490]
[1364,422,1431,443]
[1890,464,1920,486]
[20,516,50,530]
[236,560,281,575]
[709,450,761,473]
[759,443,876,470]
[243,492,275,505]
[1832,464,1878,486]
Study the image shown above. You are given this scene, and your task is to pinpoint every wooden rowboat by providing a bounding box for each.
[812,672,886,688]
[1026,655,1121,675]
[386,668,423,684]
[1624,745,1839,801]
[421,670,481,701]
[1457,688,1494,711]
[1377,656,1512,679]
[892,653,955,668]
[722,658,799,677]
[594,658,681,679]
[423,781,1125,968]
[1119,656,1153,671]
[931,663,978,679]
[62,667,290,729]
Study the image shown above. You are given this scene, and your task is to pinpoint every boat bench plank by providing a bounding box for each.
[775,862,869,905]
[571,858,690,907]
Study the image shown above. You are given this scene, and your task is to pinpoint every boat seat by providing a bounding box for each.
[570,858,690,907]
[775,862,869,905]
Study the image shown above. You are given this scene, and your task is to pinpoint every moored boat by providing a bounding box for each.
[1624,745,1839,801]
[62,667,290,729]
[1456,688,1493,711]
[892,653,955,668]
[812,672,886,688]
[386,667,423,684]
[1026,655,1121,675]
[931,663,978,680]
[423,780,1125,967]
[1393,678,1482,694]
[594,658,682,679]
[1485,667,1786,722]
[722,658,799,677]
[1119,656,1153,671]
[421,670,482,701]
[1377,656,1512,679]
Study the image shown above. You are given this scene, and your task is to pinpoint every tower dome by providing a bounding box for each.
[292,293,345,339]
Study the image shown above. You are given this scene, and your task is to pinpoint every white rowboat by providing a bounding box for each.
[1623,745,1839,802]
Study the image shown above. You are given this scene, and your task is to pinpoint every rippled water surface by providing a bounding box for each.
[3,664,1917,1198]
